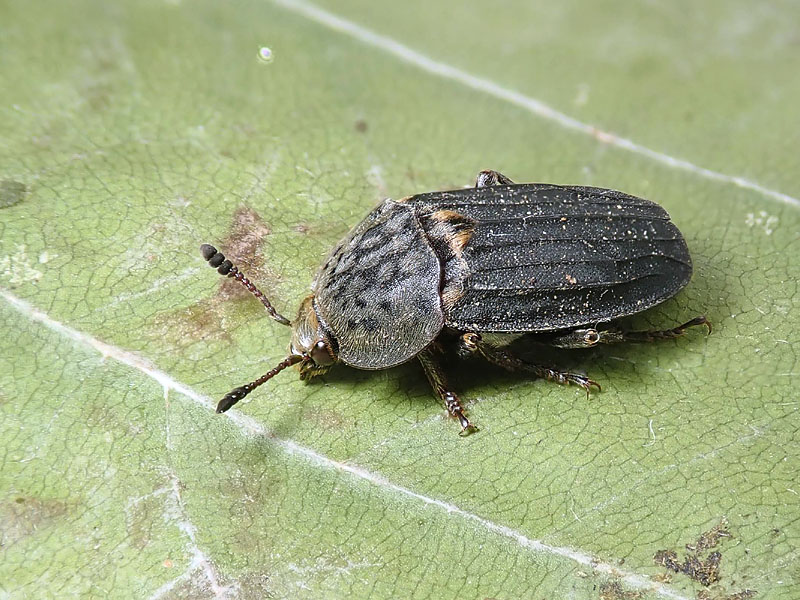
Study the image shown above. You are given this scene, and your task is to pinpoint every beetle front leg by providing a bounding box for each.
[548,316,711,348]
[475,170,515,187]
[418,347,476,434]
[461,333,601,397]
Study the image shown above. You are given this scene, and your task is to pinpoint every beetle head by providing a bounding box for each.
[201,244,341,413]
[212,295,339,414]
[290,295,338,379]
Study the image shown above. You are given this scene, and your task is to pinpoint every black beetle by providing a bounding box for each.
[200,170,709,433]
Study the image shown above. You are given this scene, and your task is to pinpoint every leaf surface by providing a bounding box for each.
[1,1,797,598]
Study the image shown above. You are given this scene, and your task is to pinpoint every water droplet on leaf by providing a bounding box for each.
[257,46,274,63]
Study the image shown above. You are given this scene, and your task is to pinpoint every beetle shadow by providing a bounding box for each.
[453,338,601,393]
[262,302,715,438]
[301,360,433,403]
[261,360,434,439]
[289,341,587,415]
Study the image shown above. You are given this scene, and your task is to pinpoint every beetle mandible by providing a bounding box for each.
[200,170,709,433]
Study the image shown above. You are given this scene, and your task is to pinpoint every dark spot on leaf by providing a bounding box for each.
[231,572,276,598]
[83,81,112,111]
[151,303,233,348]
[654,549,723,586]
[126,488,165,550]
[650,572,672,584]
[686,521,732,553]
[294,223,311,235]
[654,520,732,587]
[0,180,27,208]
[696,590,757,600]
[0,496,70,545]
[216,206,278,303]
[598,581,643,600]
[159,208,285,344]
[354,119,368,133]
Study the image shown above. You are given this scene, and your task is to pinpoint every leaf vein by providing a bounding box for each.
[1,289,690,600]
[273,0,800,209]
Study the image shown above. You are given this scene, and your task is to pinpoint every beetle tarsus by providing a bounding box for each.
[457,413,478,436]
[619,315,712,342]
[607,315,712,344]
[443,391,474,433]
[529,364,601,397]
[419,347,477,434]
[572,375,602,397]
[548,316,712,348]
[689,315,712,335]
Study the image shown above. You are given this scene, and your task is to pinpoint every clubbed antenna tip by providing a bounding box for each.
[216,355,303,413]
[199,243,291,326]
[200,243,217,261]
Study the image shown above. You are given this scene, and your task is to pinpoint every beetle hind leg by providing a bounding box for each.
[461,333,601,397]
[475,170,515,187]
[607,315,711,343]
[418,347,476,434]
[548,316,711,348]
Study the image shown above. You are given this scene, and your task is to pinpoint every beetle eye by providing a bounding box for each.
[584,330,600,345]
[311,340,334,366]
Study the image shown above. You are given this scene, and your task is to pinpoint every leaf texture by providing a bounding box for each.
[1,0,798,598]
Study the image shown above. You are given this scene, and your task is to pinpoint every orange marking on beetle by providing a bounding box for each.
[428,209,475,255]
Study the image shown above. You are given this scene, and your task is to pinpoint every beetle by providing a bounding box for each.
[200,170,709,433]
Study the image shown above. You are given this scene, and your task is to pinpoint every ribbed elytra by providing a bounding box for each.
[200,170,710,433]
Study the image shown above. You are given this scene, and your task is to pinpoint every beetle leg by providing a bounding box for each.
[418,348,476,434]
[475,170,515,187]
[549,316,711,348]
[599,315,712,344]
[464,333,601,398]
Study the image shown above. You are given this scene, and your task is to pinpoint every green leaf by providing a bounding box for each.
[1,0,797,598]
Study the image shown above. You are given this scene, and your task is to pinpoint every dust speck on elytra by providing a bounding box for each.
[0,180,27,208]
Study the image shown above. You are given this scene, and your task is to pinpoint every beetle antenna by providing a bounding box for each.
[200,244,291,326]
[216,354,303,413]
